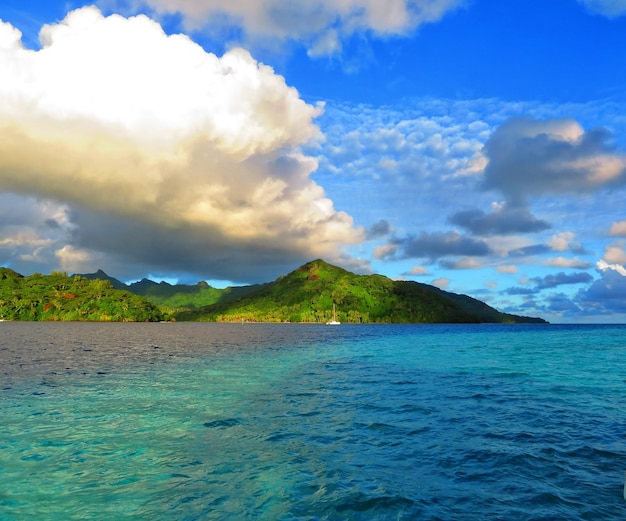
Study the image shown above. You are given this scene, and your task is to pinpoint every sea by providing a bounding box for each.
[1,322,625,520]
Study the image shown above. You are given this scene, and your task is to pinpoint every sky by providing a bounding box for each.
[1,1,626,323]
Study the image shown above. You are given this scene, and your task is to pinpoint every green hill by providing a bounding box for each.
[128,279,261,312]
[0,268,164,321]
[79,270,261,314]
[175,259,547,324]
[73,260,546,324]
[1,262,545,323]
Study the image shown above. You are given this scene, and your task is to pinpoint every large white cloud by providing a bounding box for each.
[115,0,466,55]
[0,7,363,281]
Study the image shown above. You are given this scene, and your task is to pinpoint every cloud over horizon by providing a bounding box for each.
[0,7,363,281]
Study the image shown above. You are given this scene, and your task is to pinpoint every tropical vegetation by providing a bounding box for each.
[79,270,261,316]
[174,260,546,324]
[0,268,164,321]
[1,260,547,323]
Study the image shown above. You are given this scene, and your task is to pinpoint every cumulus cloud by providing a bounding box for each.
[431,277,450,289]
[601,243,626,266]
[382,230,491,261]
[548,232,575,251]
[464,116,626,269]
[530,271,594,290]
[504,232,589,261]
[366,219,392,239]
[373,243,398,259]
[504,271,594,296]
[577,263,626,314]
[545,293,583,315]
[544,256,592,269]
[439,257,482,269]
[505,286,536,296]
[54,244,104,274]
[123,0,466,55]
[609,220,626,236]
[403,265,429,276]
[508,244,551,257]
[443,116,626,242]
[578,0,626,18]
[597,258,626,276]
[448,202,550,235]
[0,194,73,269]
[482,117,626,204]
[0,7,363,281]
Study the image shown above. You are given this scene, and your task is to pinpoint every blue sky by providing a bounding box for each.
[1,0,626,323]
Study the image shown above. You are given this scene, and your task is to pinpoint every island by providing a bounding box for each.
[1,260,546,323]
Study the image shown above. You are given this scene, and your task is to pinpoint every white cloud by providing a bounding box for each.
[0,19,23,49]
[54,245,102,274]
[373,243,398,259]
[0,7,363,281]
[124,0,466,55]
[578,0,626,18]
[317,102,490,205]
[544,256,592,269]
[548,232,576,252]
[603,243,626,265]
[432,277,450,289]
[3,8,322,153]
[482,233,533,259]
[496,264,518,274]
[609,220,626,236]
[597,259,626,276]
[448,257,481,269]
[0,231,51,250]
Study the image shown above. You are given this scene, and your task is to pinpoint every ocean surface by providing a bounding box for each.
[1,322,625,520]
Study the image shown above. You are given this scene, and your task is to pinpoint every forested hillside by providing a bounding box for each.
[177,260,546,324]
[3,260,546,323]
[79,270,261,315]
[0,268,164,321]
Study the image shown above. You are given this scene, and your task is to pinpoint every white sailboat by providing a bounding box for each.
[326,303,340,325]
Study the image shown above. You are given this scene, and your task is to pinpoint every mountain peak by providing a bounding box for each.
[76,269,127,291]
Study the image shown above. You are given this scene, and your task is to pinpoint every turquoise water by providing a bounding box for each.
[1,322,625,519]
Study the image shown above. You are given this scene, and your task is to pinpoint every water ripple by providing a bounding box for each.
[1,323,626,519]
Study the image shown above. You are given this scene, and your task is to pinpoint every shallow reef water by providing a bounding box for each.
[1,322,626,520]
